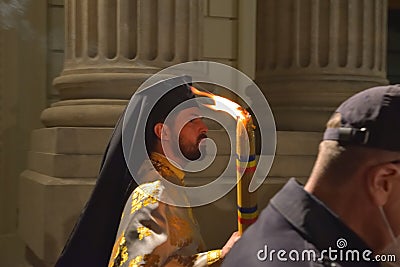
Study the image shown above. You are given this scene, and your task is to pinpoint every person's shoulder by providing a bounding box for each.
[117,180,165,229]
[222,205,311,267]
[131,180,165,204]
[243,204,300,241]
[137,180,163,196]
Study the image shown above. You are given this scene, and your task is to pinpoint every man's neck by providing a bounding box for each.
[305,176,391,253]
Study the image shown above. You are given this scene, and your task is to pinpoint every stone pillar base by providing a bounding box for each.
[0,234,29,267]
[18,126,115,265]
[41,100,127,128]
[18,170,96,266]
[261,79,387,132]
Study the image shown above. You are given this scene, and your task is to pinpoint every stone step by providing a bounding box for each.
[273,106,334,132]
[276,131,322,156]
[0,234,31,267]
[31,127,113,154]
[18,170,95,265]
[206,130,321,156]
[30,127,321,157]
[29,128,320,179]
[30,127,232,155]
[185,176,308,186]
[185,154,315,178]
[28,149,315,180]
[28,151,102,178]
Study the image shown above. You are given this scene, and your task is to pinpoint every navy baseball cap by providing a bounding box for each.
[323,85,400,152]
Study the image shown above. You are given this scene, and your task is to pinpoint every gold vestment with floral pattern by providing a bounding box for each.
[108,153,222,267]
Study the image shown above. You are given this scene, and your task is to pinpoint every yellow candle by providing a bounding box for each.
[189,86,259,234]
[236,115,258,234]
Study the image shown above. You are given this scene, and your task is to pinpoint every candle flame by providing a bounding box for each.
[191,86,249,120]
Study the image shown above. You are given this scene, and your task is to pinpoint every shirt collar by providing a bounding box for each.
[150,152,185,182]
[270,178,372,253]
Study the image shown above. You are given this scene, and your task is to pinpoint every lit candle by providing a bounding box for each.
[190,86,258,234]
[236,114,258,234]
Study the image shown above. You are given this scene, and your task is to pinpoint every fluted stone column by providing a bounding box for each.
[43,0,201,127]
[18,1,201,266]
[249,1,389,242]
[256,0,388,131]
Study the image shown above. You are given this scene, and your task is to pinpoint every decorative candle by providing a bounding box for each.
[190,86,258,234]
[236,113,258,234]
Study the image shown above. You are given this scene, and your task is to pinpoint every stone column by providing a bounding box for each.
[42,0,201,127]
[256,0,388,131]
[18,1,201,266]
[248,0,388,242]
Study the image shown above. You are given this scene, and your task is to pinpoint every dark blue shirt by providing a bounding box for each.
[222,178,380,267]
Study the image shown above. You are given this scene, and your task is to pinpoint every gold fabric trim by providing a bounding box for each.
[109,232,129,267]
[128,254,160,267]
[206,250,222,265]
[150,152,185,183]
[137,226,152,240]
[131,183,160,214]
[168,216,193,247]
[128,255,143,267]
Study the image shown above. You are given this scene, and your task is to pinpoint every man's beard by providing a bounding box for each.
[178,133,208,161]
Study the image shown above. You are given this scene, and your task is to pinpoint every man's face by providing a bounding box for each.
[171,107,208,161]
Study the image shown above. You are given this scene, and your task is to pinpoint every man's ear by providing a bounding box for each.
[367,163,399,206]
[154,123,170,141]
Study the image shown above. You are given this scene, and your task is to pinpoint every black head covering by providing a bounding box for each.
[55,76,197,267]
[323,84,400,151]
